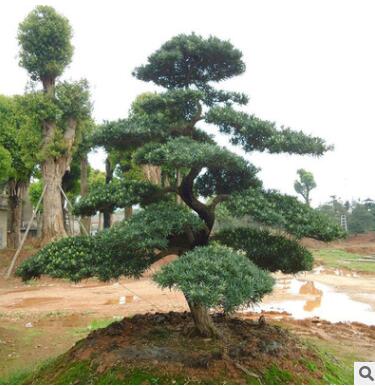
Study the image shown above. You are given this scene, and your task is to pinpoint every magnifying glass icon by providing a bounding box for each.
[360,366,374,381]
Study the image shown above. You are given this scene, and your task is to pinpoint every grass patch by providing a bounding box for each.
[0,358,56,385]
[320,351,354,385]
[88,318,121,330]
[303,338,358,385]
[263,364,293,384]
[27,359,189,385]
[71,317,122,337]
[312,248,375,272]
[0,368,32,385]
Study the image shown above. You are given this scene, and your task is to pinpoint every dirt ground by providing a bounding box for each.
[1,235,375,379]
[302,231,375,255]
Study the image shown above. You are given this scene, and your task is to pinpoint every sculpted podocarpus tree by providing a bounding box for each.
[18,6,92,243]
[18,34,345,337]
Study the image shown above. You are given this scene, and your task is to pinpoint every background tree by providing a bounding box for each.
[17,6,92,243]
[318,195,348,223]
[294,168,316,206]
[348,200,375,234]
[18,34,344,337]
[0,95,38,248]
[318,196,375,234]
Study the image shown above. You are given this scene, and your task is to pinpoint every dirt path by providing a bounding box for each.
[0,275,188,317]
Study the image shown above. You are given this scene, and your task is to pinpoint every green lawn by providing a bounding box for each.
[312,248,375,273]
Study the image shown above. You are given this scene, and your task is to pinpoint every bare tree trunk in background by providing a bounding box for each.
[98,212,103,230]
[40,79,77,244]
[124,206,133,219]
[176,169,183,204]
[80,156,91,235]
[103,157,113,229]
[305,192,310,207]
[142,165,161,185]
[7,181,27,249]
[42,157,68,243]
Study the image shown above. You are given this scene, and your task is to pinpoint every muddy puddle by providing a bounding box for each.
[249,278,375,325]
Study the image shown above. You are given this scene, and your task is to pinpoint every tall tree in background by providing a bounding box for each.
[294,168,317,206]
[0,95,38,248]
[18,6,92,242]
[18,34,344,337]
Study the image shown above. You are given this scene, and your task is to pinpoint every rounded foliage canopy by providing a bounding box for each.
[18,5,73,81]
[216,227,313,273]
[153,244,274,313]
[133,33,246,89]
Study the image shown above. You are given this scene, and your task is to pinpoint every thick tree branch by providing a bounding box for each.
[177,167,215,242]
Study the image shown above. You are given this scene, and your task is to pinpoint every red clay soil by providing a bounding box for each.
[301,232,375,254]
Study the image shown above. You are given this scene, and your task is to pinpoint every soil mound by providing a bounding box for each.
[25,312,350,384]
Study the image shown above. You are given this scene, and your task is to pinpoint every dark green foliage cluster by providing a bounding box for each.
[216,227,313,273]
[226,189,346,241]
[18,5,73,82]
[17,201,205,282]
[73,179,164,216]
[135,137,254,172]
[154,244,274,313]
[206,106,330,155]
[93,117,165,151]
[133,33,245,88]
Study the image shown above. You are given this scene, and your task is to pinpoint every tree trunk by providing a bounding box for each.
[7,181,27,249]
[98,212,103,230]
[103,212,111,229]
[305,192,310,207]
[176,169,183,204]
[142,165,161,185]
[187,301,218,337]
[41,116,77,243]
[80,156,91,235]
[41,157,68,244]
[40,77,78,243]
[124,206,133,219]
[103,157,113,229]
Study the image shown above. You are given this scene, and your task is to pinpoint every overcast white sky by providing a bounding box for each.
[1,0,374,207]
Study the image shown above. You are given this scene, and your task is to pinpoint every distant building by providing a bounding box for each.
[0,191,37,249]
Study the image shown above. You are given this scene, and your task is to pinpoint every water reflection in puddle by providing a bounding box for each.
[250,279,375,325]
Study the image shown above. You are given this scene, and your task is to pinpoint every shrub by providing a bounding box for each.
[216,227,313,273]
[153,244,275,313]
